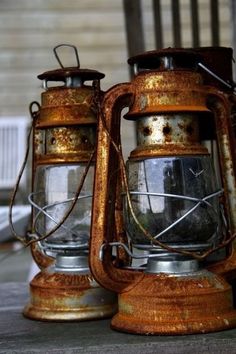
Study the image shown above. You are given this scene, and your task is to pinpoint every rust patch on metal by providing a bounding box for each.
[162,124,172,142]
[24,270,117,321]
[142,126,152,136]
[111,272,236,335]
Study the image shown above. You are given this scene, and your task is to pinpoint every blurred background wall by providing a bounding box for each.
[0,0,232,113]
[0,0,234,205]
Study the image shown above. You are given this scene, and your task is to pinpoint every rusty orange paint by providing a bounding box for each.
[111,272,236,335]
[24,270,117,321]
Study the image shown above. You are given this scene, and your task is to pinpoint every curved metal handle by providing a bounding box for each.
[207,87,236,234]
[89,82,145,293]
[30,242,54,270]
[8,102,40,246]
[204,86,236,279]
[53,44,80,69]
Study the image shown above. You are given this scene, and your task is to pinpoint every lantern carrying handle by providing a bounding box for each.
[8,102,40,246]
[53,44,80,69]
[90,82,151,293]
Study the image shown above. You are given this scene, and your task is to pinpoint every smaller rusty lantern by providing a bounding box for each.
[89,48,236,335]
[20,45,116,321]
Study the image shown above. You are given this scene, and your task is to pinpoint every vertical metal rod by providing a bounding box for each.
[210,0,220,46]
[153,0,163,49]
[190,0,200,47]
[171,0,182,47]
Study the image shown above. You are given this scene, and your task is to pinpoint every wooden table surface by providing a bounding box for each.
[0,282,236,353]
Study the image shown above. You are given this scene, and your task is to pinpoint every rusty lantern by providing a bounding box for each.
[22,45,116,321]
[89,48,236,335]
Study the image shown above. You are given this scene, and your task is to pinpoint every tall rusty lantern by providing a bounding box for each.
[23,45,116,321]
[89,48,236,334]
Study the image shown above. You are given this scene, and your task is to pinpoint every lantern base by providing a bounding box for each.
[23,269,117,321]
[111,270,236,335]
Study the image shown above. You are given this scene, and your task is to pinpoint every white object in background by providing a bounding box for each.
[0,205,31,242]
[0,116,29,189]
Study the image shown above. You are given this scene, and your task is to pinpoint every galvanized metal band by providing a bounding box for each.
[136,114,200,147]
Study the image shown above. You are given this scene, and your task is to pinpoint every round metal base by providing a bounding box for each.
[23,270,117,321]
[111,270,236,335]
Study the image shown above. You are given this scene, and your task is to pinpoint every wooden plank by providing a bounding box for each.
[0,11,125,31]
[0,32,127,50]
[0,283,236,354]
[0,0,122,11]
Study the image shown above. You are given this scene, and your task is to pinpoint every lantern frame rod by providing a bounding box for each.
[123,190,221,205]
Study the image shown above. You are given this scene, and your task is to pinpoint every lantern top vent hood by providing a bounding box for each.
[38,68,105,83]
[128,48,201,72]
[38,44,105,88]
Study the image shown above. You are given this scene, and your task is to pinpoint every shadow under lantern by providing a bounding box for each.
[89,48,236,334]
[23,45,116,321]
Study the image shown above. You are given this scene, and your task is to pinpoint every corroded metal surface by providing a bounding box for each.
[125,71,210,119]
[24,270,117,321]
[208,251,236,281]
[111,271,236,335]
[30,243,54,269]
[34,86,98,166]
[37,87,99,128]
[207,89,236,235]
[131,113,208,158]
[35,125,96,165]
